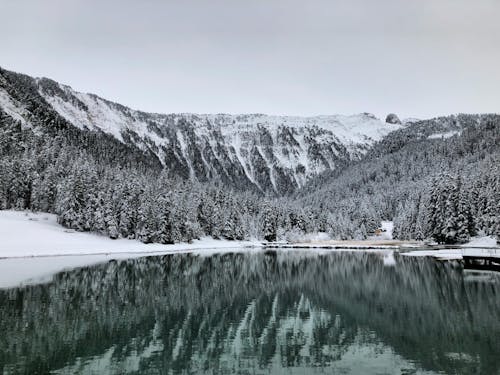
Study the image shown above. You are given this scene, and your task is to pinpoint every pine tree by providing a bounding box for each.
[104,200,119,239]
[137,195,156,244]
[156,194,174,244]
[56,173,86,231]
[262,205,277,242]
[426,175,448,243]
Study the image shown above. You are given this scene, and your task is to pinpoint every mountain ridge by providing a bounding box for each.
[1,67,402,194]
[1,66,498,243]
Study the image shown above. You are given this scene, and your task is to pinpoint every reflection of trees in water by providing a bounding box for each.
[0,252,499,374]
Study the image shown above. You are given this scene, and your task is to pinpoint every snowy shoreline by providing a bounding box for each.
[1,210,498,289]
[0,210,262,259]
[0,210,263,288]
[0,210,393,288]
[2,210,498,260]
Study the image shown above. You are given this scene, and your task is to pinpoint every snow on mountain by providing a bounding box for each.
[2,72,402,194]
[0,87,28,127]
[427,130,461,139]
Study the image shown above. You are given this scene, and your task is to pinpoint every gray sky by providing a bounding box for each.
[1,0,499,119]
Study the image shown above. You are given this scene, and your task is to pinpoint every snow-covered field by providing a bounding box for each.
[0,210,264,288]
[1,211,498,289]
[402,236,499,260]
[0,210,395,288]
[0,211,397,288]
[0,210,260,258]
[466,236,498,248]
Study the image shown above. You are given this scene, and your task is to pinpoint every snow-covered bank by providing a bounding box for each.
[276,239,422,250]
[0,210,265,288]
[402,248,500,261]
[0,210,261,259]
[2,210,498,288]
[465,236,498,248]
[0,210,396,288]
[402,236,500,260]
[402,249,464,260]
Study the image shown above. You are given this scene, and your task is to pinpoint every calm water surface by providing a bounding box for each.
[1,250,499,374]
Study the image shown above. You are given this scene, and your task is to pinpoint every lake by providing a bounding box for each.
[1,250,499,374]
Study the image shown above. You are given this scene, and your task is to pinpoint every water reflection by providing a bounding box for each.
[0,251,499,374]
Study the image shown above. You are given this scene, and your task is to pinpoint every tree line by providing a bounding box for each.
[296,114,500,243]
[1,67,499,245]
[393,164,500,243]
[0,115,328,243]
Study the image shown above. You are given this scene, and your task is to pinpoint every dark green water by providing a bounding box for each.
[1,251,499,374]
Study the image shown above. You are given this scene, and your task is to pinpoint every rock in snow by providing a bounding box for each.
[385,113,402,125]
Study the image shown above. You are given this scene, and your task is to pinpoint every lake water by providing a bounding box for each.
[1,250,499,374]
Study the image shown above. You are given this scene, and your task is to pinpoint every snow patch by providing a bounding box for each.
[402,249,463,260]
[402,247,500,260]
[428,130,461,139]
[465,236,497,247]
[380,221,393,240]
[0,88,28,126]
[367,221,393,241]
[0,210,261,259]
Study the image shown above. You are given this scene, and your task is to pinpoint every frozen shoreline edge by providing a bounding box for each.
[1,210,498,261]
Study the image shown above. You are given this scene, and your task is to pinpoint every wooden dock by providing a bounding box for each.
[463,255,500,272]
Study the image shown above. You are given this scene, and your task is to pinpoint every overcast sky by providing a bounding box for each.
[1,0,499,119]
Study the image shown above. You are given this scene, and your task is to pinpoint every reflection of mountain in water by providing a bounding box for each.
[1,251,499,374]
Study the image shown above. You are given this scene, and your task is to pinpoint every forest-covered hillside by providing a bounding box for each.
[1,67,402,195]
[1,67,499,244]
[295,114,500,242]
[0,68,329,243]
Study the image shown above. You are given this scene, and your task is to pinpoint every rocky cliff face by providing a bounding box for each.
[1,68,402,194]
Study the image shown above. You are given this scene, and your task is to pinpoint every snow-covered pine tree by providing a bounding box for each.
[426,175,449,243]
[56,173,86,231]
[262,204,278,242]
[104,199,119,240]
[156,193,174,244]
[136,194,157,244]
[454,176,474,243]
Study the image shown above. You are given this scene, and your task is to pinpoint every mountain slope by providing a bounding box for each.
[294,113,500,240]
[1,67,498,243]
[0,69,402,194]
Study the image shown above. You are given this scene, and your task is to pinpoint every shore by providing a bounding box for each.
[1,210,498,289]
[2,210,497,259]
[0,210,262,259]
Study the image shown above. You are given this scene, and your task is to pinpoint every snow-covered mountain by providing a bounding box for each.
[1,69,402,194]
